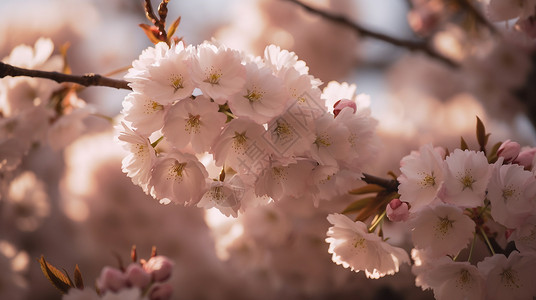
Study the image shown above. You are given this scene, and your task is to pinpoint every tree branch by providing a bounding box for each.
[361,173,399,192]
[285,0,459,68]
[0,61,131,90]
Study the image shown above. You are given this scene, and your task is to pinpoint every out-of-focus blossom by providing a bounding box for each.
[3,171,50,231]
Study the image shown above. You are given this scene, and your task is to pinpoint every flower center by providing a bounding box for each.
[460,173,475,190]
[421,173,436,187]
[170,74,184,92]
[232,131,248,151]
[455,269,473,290]
[314,133,331,148]
[204,68,222,85]
[434,216,454,237]
[185,114,201,133]
[168,162,187,182]
[244,88,264,103]
[145,100,163,114]
[500,268,521,289]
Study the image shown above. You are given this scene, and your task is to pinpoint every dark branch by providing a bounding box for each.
[362,173,399,192]
[285,0,459,68]
[0,62,131,90]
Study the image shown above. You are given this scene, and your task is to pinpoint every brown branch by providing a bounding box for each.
[286,0,459,68]
[0,62,131,90]
[362,173,399,193]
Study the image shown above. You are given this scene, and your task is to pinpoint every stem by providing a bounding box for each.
[285,0,458,68]
[362,173,399,192]
[479,226,495,255]
[467,232,477,262]
[368,210,386,233]
[0,62,131,90]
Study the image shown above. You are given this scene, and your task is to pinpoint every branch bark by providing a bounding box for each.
[286,0,459,68]
[0,61,131,90]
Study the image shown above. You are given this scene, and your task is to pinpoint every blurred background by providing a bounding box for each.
[0,0,534,299]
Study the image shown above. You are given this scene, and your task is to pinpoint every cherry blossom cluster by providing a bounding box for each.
[118,40,377,216]
[0,38,93,173]
[325,138,536,298]
[63,254,174,300]
[401,143,536,299]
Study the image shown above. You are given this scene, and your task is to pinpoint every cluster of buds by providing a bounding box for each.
[41,247,174,300]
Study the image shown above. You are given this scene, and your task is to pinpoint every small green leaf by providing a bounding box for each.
[460,137,469,151]
[167,16,181,40]
[348,184,384,195]
[487,141,502,163]
[74,265,84,289]
[476,116,488,151]
[341,197,375,214]
[38,256,72,294]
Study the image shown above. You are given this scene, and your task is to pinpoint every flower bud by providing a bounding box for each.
[143,256,174,282]
[497,139,520,163]
[126,263,151,289]
[96,266,127,293]
[386,198,409,222]
[514,147,536,170]
[149,283,173,300]
[333,99,356,117]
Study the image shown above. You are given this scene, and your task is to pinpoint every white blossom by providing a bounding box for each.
[325,213,410,279]
[487,163,536,229]
[398,144,446,212]
[440,149,491,208]
[477,251,536,300]
[162,95,226,153]
[411,204,475,257]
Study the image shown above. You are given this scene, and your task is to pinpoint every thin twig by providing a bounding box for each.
[285,0,458,68]
[0,62,131,90]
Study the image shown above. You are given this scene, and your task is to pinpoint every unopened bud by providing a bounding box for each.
[143,256,174,282]
[497,140,520,163]
[386,199,409,222]
[96,266,127,293]
[149,283,173,300]
[126,263,151,289]
[514,147,536,170]
[333,99,356,117]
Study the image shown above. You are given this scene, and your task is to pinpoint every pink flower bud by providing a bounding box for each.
[386,199,409,222]
[333,99,356,117]
[514,147,536,170]
[497,139,520,163]
[149,283,173,300]
[96,266,127,293]
[143,256,174,282]
[126,263,151,289]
